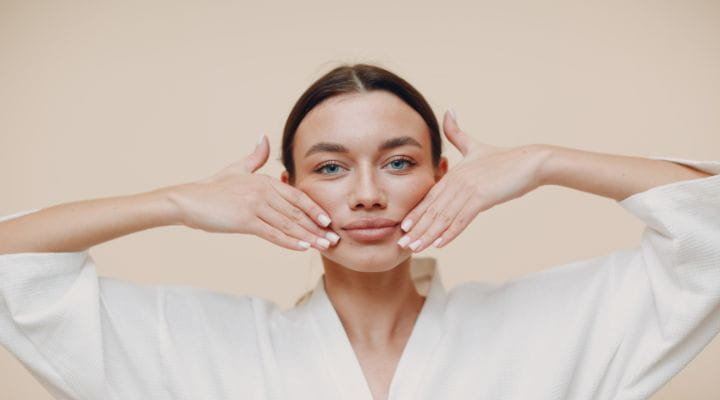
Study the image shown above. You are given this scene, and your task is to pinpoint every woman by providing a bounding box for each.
[0,64,718,400]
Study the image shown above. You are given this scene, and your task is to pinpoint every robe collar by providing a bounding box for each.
[306,256,448,399]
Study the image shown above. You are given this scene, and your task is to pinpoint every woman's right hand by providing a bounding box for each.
[167,135,339,251]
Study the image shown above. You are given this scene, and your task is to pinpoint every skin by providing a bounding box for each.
[0,84,710,400]
[276,90,713,400]
[281,90,446,334]
[280,90,448,399]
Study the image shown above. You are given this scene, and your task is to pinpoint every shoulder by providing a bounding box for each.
[98,277,280,329]
[446,248,637,315]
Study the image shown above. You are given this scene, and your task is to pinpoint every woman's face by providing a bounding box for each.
[281,90,448,273]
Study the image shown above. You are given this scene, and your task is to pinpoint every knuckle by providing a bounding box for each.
[439,213,452,224]
[267,230,282,243]
[280,217,293,232]
[443,223,456,236]
[291,190,304,205]
[289,206,303,221]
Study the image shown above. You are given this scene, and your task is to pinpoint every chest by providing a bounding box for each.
[352,343,406,400]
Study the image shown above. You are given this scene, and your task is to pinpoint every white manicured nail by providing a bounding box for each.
[256,134,265,148]
[318,214,331,227]
[408,239,422,252]
[448,108,457,122]
[397,236,411,248]
[316,238,330,249]
[298,240,311,249]
[326,231,340,245]
[401,219,413,232]
[432,237,443,247]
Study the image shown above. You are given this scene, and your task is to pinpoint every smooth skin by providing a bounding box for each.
[0,134,342,254]
[0,95,712,400]
[397,109,713,254]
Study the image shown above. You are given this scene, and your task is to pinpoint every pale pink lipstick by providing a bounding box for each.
[342,218,400,243]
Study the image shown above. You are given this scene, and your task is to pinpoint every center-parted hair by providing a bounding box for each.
[280,63,443,186]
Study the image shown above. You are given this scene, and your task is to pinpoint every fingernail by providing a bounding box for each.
[432,237,443,247]
[408,239,422,252]
[318,214,331,227]
[256,134,265,148]
[316,238,330,249]
[326,231,340,245]
[448,108,457,122]
[401,219,413,232]
[298,240,311,250]
[397,235,411,248]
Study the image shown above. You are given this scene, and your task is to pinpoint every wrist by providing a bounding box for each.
[526,143,557,188]
[145,184,187,227]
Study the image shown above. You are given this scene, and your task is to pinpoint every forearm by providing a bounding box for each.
[537,144,713,202]
[0,186,182,254]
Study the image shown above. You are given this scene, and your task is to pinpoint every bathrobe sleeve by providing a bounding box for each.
[0,210,110,398]
[0,209,271,400]
[0,209,171,399]
[607,156,720,397]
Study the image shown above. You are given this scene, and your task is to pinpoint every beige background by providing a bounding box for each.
[1,0,719,398]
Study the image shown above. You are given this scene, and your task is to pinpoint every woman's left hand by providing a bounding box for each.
[398,110,552,252]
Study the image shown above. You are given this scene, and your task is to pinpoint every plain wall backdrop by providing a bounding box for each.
[1,0,718,398]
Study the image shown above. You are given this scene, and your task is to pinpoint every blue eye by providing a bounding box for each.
[388,159,412,170]
[315,163,344,175]
[313,157,417,176]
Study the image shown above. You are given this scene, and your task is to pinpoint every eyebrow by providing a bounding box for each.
[303,135,422,158]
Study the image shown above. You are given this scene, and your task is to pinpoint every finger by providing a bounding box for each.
[443,110,501,159]
[242,134,270,174]
[409,189,473,253]
[399,177,450,233]
[272,181,333,228]
[433,199,486,248]
[443,110,472,156]
[252,218,313,251]
[257,205,331,250]
[265,193,339,247]
[398,182,462,249]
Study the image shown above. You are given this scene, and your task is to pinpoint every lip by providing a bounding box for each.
[343,224,399,242]
[342,218,399,230]
[342,217,400,243]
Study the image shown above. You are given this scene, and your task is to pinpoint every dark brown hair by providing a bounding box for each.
[280,63,443,185]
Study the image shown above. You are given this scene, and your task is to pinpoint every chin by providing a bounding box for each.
[320,243,410,273]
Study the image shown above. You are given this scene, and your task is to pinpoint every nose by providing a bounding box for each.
[348,163,387,210]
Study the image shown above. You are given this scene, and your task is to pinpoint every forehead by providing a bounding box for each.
[294,90,430,158]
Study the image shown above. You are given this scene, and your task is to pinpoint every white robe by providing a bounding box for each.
[1,156,719,400]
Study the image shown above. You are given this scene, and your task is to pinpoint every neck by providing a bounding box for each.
[320,255,426,346]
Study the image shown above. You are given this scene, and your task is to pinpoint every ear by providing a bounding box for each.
[434,156,448,182]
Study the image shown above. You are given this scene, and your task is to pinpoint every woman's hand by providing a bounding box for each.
[397,110,552,253]
[167,135,340,251]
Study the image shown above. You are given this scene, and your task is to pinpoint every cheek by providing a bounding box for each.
[393,176,436,209]
[296,183,342,214]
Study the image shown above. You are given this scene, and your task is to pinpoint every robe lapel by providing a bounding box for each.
[387,257,448,399]
[307,257,448,400]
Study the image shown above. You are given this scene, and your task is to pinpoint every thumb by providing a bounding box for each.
[243,134,270,173]
[443,109,473,157]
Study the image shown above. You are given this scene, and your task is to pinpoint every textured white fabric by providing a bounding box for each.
[1,156,719,400]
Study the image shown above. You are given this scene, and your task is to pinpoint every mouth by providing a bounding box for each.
[342,223,400,242]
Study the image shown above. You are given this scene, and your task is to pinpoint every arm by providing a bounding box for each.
[0,186,181,254]
[536,148,720,396]
[536,144,713,201]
